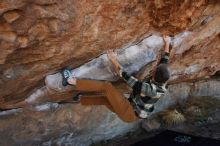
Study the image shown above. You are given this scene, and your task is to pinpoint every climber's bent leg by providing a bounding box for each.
[75,79,109,92]
[80,95,115,112]
[103,82,138,122]
[75,79,138,122]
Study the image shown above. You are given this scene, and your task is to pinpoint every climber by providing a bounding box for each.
[61,35,171,122]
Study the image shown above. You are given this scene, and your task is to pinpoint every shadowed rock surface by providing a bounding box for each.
[1,0,220,146]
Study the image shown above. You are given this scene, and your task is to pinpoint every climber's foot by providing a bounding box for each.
[67,77,76,85]
[61,68,75,86]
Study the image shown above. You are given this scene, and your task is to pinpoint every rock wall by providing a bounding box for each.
[1,0,220,146]
[0,0,208,105]
[0,105,141,146]
[141,78,220,139]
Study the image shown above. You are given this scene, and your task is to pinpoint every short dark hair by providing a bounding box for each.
[154,64,170,83]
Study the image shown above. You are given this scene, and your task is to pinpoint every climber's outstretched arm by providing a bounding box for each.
[159,35,171,64]
[163,35,171,53]
[107,50,121,75]
[107,51,156,96]
[107,50,139,88]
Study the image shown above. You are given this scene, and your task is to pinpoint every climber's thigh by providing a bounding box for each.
[75,79,107,92]
[80,95,115,112]
[80,95,108,106]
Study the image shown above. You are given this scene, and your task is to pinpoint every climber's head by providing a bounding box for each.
[154,64,170,84]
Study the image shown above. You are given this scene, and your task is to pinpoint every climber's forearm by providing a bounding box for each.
[164,43,170,53]
[163,35,171,53]
[110,57,121,73]
[160,35,171,64]
[107,50,121,75]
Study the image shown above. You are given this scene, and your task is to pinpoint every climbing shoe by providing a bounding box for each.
[61,68,72,86]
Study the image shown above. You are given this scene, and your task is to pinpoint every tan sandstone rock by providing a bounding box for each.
[3,11,20,23]
[0,31,17,42]
[0,0,220,145]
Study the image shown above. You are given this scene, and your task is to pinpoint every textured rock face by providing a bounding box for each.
[154,79,220,139]
[1,0,220,146]
[0,105,140,146]
[0,0,208,104]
